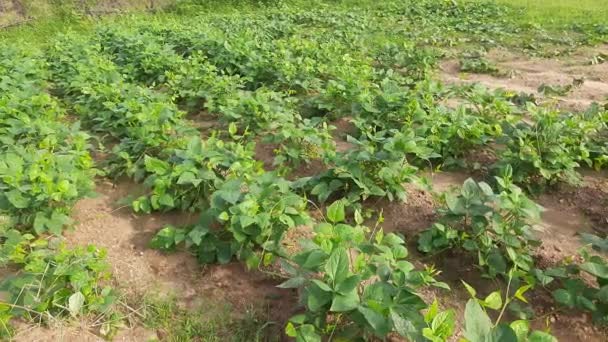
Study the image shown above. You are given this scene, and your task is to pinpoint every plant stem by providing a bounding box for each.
[494,272,513,326]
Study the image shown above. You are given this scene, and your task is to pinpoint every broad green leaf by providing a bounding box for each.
[289,314,307,324]
[509,320,530,342]
[324,248,349,285]
[306,282,332,311]
[336,275,360,295]
[358,306,389,337]
[296,324,321,342]
[278,277,306,289]
[462,178,479,198]
[483,291,503,310]
[463,299,492,342]
[326,200,345,223]
[144,156,168,174]
[285,322,297,337]
[159,194,174,207]
[579,261,608,278]
[6,190,29,209]
[33,212,49,234]
[216,242,233,264]
[431,309,456,338]
[391,309,424,341]
[491,324,518,342]
[354,209,364,225]
[528,331,558,342]
[311,279,332,292]
[177,171,198,185]
[330,289,359,312]
[552,289,574,307]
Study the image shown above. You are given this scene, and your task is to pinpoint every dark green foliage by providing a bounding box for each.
[418,171,542,278]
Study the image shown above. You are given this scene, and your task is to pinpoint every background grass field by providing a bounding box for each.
[486,0,608,27]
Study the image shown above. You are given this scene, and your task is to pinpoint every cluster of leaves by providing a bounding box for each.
[535,245,608,325]
[98,28,305,135]
[459,50,500,75]
[460,276,557,342]
[0,48,97,234]
[165,51,245,113]
[150,172,310,268]
[265,118,336,169]
[294,129,429,203]
[96,27,184,85]
[50,36,196,178]
[33,2,608,340]
[0,229,118,338]
[132,133,262,213]
[418,171,542,278]
[281,201,451,341]
[493,105,605,190]
[354,80,507,169]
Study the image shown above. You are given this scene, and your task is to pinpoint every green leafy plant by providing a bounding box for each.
[418,170,542,278]
[460,276,556,342]
[0,229,118,338]
[459,51,500,75]
[293,129,429,203]
[266,118,336,169]
[0,47,97,235]
[150,172,310,268]
[493,105,602,190]
[281,201,450,341]
[535,247,608,325]
[132,133,262,213]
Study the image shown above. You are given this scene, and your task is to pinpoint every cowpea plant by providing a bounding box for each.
[150,172,310,268]
[281,201,450,341]
[418,167,542,278]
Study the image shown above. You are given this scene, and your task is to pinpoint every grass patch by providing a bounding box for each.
[482,0,608,27]
[140,295,279,342]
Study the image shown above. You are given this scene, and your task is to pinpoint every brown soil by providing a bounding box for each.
[10,179,297,341]
[440,46,608,111]
[379,183,437,235]
[390,170,608,342]
[548,170,608,235]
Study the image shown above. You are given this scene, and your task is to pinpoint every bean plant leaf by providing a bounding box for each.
[528,331,558,342]
[509,320,530,341]
[296,324,321,342]
[483,291,503,310]
[278,277,306,289]
[6,190,29,209]
[552,289,574,307]
[579,262,608,278]
[491,324,518,342]
[392,309,425,341]
[68,291,85,317]
[463,299,492,341]
[325,248,349,285]
[307,282,332,311]
[326,200,345,223]
[330,289,359,312]
[358,306,389,336]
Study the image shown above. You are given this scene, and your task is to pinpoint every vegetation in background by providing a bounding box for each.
[0,0,607,340]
